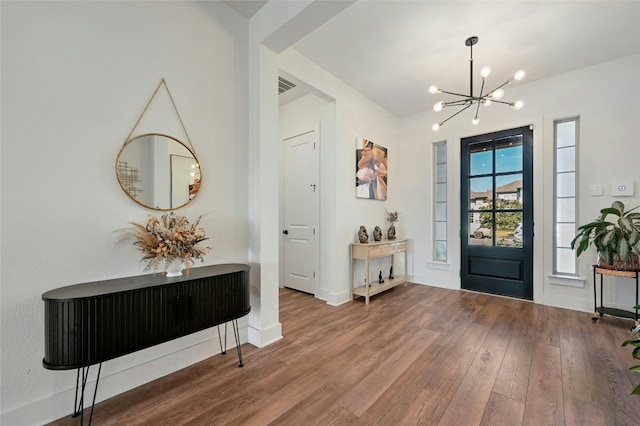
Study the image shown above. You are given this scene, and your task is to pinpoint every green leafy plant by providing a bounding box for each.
[622,313,640,395]
[479,199,522,230]
[571,201,640,265]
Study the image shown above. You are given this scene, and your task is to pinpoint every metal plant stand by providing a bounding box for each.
[592,265,639,329]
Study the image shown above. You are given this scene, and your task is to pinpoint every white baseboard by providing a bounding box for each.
[541,292,591,313]
[324,289,351,306]
[248,322,282,348]
[2,325,248,426]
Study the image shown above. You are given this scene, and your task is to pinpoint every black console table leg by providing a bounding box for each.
[217,323,227,355]
[218,321,243,367]
[232,319,244,368]
[73,363,101,425]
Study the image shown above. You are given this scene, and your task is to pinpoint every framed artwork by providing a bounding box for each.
[355,137,388,200]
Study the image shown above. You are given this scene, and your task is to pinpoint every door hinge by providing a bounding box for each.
[313,228,316,235]
[313,271,316,278]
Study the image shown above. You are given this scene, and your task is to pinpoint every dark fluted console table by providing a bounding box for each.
[42,263,250,424]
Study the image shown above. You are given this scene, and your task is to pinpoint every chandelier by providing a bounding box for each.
[429,36,525,131]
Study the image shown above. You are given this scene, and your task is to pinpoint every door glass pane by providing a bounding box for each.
[469,212,493,244]
[495,174,523,209]
[469,176,492,210]
[495,211,522,247]
[556,146,575,173]
[495,136,523,173]
[557,172,576,197]
[469,141,493,176]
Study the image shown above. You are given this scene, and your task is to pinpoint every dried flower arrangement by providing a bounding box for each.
[122,212,211,274]
[385,209,399,224]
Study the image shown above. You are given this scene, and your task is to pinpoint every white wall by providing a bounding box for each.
[397,53,640,312]
[280,48,640,314]
[279,49,401,305]
[0,2,250,424]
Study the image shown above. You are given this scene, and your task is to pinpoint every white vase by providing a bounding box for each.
[165,258,183,277]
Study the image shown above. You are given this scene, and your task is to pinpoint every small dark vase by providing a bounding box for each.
[387,224,396,240]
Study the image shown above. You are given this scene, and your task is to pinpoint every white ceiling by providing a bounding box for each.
[287,1,640,117]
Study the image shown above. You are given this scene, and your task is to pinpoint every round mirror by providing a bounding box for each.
[116,133,201,210]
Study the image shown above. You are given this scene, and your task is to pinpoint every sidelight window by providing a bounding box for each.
[554,118,579,275]
[434,142,447,262]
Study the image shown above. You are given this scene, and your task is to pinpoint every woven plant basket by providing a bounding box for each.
[597,252,640,272]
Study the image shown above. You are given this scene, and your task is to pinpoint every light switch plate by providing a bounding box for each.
[611,180,634,196]
[590,185,604,196]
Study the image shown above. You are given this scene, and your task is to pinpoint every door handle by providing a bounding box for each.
[283,230,289,235]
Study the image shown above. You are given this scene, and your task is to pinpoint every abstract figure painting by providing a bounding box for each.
[355,137,388,200]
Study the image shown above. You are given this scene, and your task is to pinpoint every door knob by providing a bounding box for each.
[283,230,289,235]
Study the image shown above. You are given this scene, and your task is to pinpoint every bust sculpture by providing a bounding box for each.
[358,226,369,243]
[373,226,383,241]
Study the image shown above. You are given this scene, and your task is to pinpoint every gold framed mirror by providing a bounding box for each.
[116,133,201,210]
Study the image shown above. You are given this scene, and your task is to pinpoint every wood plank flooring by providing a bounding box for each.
[49,283,640,425]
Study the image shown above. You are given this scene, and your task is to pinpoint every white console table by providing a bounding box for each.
[350,239,408,305]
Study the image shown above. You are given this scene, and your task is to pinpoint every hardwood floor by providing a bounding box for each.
[49,283,640,425]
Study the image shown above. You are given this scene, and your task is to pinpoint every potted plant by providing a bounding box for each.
[622,315,640,395]
[571,201,640,271]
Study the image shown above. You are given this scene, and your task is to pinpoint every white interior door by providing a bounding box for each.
[283,129,319,294]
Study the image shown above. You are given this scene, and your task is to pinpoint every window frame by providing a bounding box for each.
[433,141,447,262]
[553,117,580,276]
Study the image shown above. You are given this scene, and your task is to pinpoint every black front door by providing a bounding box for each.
[461,125,533,300]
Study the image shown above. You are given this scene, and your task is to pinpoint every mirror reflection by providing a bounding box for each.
[116,133,201,210]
